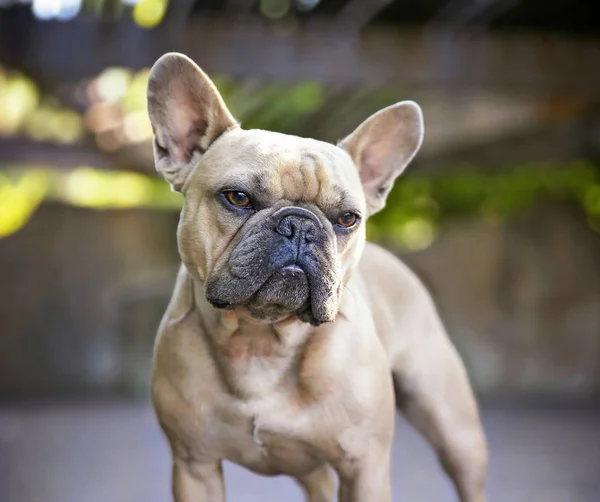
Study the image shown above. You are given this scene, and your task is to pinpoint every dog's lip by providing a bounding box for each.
[207,298,236,310]
[280,264,305,277]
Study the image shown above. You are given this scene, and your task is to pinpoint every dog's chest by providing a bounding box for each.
[223,355,293,399]
[216,321,308,398]
[208,397,327,476]
[223,423,323,476]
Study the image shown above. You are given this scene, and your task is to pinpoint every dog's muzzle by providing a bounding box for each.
[205,204,338,325]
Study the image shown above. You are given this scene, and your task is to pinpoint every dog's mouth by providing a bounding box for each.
[208,299,234,310]
[206,262,333,326]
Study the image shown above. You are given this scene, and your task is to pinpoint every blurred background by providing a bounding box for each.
[0,1,599,501]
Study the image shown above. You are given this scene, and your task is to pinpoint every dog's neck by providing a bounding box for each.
[188,272,319,399]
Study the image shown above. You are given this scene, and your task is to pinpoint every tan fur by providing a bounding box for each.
[148,53,488,502]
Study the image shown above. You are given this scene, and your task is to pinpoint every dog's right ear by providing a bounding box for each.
[147,53,238,191]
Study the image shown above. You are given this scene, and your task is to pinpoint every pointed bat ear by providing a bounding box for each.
[338,101,424,215]
[147,52,238,191]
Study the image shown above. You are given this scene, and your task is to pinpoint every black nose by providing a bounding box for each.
[276,216,317,242]
[273,206,322,243]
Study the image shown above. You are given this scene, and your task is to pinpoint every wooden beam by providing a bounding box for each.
[0,138,107,169]
[0,137,153,173]
[1,14,599,97]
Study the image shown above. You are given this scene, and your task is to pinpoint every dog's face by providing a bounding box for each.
[147,53,423,325]
[174,129,367,326]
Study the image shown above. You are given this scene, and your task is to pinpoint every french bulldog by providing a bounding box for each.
[147,52,488,502]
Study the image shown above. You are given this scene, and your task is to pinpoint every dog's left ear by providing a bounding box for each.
[147,52,238,191]
[338,101,424,215]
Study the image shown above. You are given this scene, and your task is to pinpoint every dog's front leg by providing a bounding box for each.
[296,464,337,502]
[393,334,488,502]
[337,452,391,502]
[172,457,225,502]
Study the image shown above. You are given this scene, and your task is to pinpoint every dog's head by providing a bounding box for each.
[147,53,423,325]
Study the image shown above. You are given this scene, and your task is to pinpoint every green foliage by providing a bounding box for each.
[240,82,325,131]
[368,161,600,250]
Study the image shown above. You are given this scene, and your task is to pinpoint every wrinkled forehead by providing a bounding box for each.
[199,128,365,210]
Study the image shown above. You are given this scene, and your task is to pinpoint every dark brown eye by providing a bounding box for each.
[224,191,252,208]
[337,212,359,228]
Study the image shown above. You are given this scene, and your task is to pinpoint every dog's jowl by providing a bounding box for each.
[147,52,488,502]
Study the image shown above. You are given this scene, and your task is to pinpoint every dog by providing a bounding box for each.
[147,52,488,502]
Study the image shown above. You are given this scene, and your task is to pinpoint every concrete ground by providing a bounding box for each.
[0,402,598,502]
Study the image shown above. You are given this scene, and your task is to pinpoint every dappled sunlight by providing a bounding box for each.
[64,167,157,209]
[26,108,83,144]
[0,67,84,144]
[85,67,154,150]
[0,167,182,238]
[0,72,40,134]
[0,170,49,238]
[24,0,169,27]
[95,67,132,104]
[81,66,326,152]
[133,0,169,29]
[395,218,436,252]
[0,61,331,160]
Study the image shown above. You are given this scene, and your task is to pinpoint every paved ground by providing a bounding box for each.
[0,402,599,502]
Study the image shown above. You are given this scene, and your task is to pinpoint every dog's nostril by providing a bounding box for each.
[276,219,295,238]
[275,215,319,243]
[304,226,317,243]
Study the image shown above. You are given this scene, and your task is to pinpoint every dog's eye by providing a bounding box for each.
[337,212,359,228]
[224,191,252,208]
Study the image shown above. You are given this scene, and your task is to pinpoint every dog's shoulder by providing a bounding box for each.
[357,242,440,349]
[359,242,425,293]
